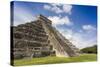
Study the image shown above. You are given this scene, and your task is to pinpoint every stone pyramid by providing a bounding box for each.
[12,14,79,59]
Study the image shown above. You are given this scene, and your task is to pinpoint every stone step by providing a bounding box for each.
[14,39,50,47]
[14,31,48,37]
[14,31,48,40]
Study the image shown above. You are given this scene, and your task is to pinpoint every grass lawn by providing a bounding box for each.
[14,54,97,66]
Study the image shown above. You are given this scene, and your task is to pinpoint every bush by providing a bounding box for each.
[81,45,97,54]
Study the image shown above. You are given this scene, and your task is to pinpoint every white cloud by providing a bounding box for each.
[44,4,62,14]
[44,4,72,14]
[82,25,96,31]
[51,5,63,14]
[62,5,72,14]
[48,16,72,26]
[43,5,51,10]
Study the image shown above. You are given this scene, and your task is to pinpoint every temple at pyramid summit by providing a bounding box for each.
[12,14,80,59]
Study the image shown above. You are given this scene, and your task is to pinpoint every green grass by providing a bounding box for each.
[14,54,97,66]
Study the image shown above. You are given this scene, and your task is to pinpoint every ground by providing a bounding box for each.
[14,54,97,66]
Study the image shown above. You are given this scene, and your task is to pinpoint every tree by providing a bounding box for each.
[81,45,97,54]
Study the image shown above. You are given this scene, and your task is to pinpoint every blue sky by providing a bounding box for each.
[11,1,97,49]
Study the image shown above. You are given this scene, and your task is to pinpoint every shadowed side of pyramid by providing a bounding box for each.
[12,14,80,59]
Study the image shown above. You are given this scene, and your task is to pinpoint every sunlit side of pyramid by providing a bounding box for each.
[12,15,79,59]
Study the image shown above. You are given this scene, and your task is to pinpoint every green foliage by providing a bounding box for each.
[14,54,97,66]
[81,45,97,54]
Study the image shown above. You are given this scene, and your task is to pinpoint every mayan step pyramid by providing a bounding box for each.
[12,14,79,59]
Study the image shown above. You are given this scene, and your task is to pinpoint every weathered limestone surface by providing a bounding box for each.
[12,15,79,59]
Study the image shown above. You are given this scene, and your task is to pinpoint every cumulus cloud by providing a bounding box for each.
[62,5,72,14]
[48,16,72,26]
[44,4,62,14]
[82,25,96,31]
[44,4,72,14]
[43,5,51,10]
